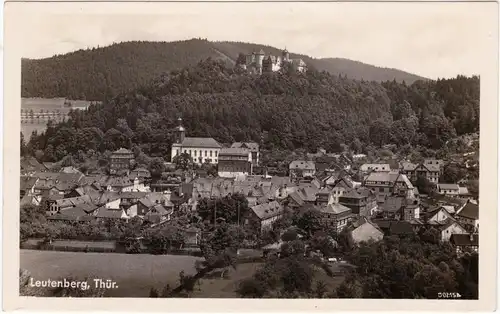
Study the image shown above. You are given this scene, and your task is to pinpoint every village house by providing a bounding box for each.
[32,172,85,196]
[130,168,151,180]
[46,195,94,216]
[98,192,122,210]
[95,206,129,221]
[289,160,316,180]
[326,175,362,204]
[338,187,378,217]
[454,201,479,232]
[109,148,135,175]
[347,217,384,246]
[436,183,460,196]
[377,196,420,221]
[424,159,445,174]
[20,176,39,200]
[400,162,440,183]
[217,148,253,178]
[450,234,479,256]
[231,142,260,166]
[286,186,319,209]
[425,206,456,224]
[438,219,468,242]
[250,201,285,232]
[318,203,355,234]
[363,172,414,198]
[170,118,222,165]
[134,192,175,217]
[184,227,202,247]
[359,163,390,172]
[105,177,148,193]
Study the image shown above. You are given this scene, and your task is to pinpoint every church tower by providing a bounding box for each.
[175,117,186,144]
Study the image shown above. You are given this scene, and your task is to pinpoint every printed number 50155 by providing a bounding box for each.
[438,292,462,299]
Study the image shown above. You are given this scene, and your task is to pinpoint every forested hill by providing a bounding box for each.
[21,39,426,100]
[25,59,479,163]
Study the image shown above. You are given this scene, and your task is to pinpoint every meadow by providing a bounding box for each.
[20,98,93,138]
[20,249,202,297]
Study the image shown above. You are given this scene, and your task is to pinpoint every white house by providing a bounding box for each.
[437,184,460,196]
[250,201,285,232]
[359,163,390,172]
[439,220,468,242]
[170,118,222,165]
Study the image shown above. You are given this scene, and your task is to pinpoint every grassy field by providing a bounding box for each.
[20,249,202,297]
[21,123,48,138]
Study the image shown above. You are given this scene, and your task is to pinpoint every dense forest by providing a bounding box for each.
[24,58,479,163]
[22,39,426,100]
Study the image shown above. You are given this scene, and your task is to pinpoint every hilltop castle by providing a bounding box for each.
[238,48,307,75]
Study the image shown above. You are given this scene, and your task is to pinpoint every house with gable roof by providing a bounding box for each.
[250,201,285,232]
[455,201,479,232]
[400,161,440,183]
[231,142,260,166]
[338,187,378,217]
[318,203,355,234]
[289,160,316,180]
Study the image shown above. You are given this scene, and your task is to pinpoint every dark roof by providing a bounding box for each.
[456,202,479,220]
[450,234,479,246]
[219,148,250,156]
[96,207,125,219]
[252,201,284,220]
[372,219,393,230]
[289,160,315,170]
[231,142,259,152]
[389,221,414,235]
[20,176,38,190]
[180,137,222,148]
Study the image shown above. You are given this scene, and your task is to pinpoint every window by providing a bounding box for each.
[210,151,213,157]
[194,150,197,157]
[176,149,180,155]
[205,150,207,157]
[215,151,218,157]
[379,187,384,192]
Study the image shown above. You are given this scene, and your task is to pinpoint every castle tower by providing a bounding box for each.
[256,49,265,74]
[282,48,290,62]
[175,117,186,144]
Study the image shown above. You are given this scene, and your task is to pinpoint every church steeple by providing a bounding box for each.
[175,117,186,144]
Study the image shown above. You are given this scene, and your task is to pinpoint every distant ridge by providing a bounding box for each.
[21,39,427,100]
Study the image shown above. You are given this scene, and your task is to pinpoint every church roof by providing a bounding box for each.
[181,137,222,148]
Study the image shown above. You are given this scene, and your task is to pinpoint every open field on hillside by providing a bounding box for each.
[20,249,202,297]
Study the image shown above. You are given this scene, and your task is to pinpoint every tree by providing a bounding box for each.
[414,176,435,195]
[293,206,324,238]
[148,157,166,178]
[197,193,250,225]
[440,164,467,183]
[173,152,193,171]
[199,223,244,269]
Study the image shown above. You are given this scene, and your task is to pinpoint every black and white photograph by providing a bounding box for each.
[3,0,499,310]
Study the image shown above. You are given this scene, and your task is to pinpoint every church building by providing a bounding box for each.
[170,118,222,165]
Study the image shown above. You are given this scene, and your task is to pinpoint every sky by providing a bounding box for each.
[9,1,498,79]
